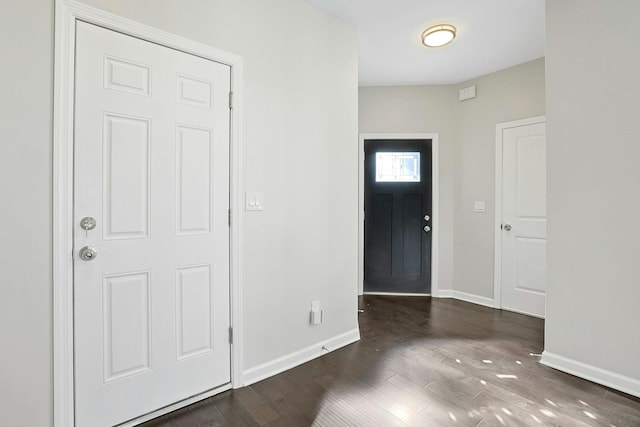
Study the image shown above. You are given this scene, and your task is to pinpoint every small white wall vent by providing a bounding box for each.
[459,85,476,101]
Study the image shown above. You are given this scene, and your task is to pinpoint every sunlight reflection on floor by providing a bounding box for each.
[530,413,542,423]
[390,404,410,422]
[583,410,597,420]
[501,407,513,416]
[540,408,557,418]
[496,374,518,379]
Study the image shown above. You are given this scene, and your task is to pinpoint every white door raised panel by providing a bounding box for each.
[74,21,231,426]
[500,121,547,318]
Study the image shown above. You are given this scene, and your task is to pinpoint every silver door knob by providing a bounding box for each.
[424,214,430,221]
[424,225,431,232]
[503,224,512,231]
[79,246,98,261]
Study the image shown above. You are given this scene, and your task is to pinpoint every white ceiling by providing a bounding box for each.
[306,0,545,86]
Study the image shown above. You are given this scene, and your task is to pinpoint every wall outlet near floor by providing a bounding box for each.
[310,300,322,325]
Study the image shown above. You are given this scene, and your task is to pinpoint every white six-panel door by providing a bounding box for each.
[500,121,547,318]
[74,21,231,426]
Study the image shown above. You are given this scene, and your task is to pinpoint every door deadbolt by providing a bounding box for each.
[424,214,430,221]
[80,216,97,231]
[79,246,98,261]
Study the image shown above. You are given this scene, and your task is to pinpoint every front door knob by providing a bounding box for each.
[503,224,512,231]
[79,246,98,261]
[424,225,431,233]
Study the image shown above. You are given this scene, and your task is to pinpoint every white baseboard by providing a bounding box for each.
[435,289,495,309]
[501,306,545,319]
[364,292,430,297]
[541,351,640,398]
[242,328,361,386]
[435,289,453,298]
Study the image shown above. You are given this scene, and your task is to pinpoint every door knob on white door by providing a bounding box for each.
[79,246,98,261]
[503,224,512,231]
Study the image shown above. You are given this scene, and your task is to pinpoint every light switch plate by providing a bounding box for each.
[474,200,486,213]
[245,192,264,211]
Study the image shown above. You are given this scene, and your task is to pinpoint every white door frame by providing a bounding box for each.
[53,2,244,425]
[358,133,439,297]
[493,116,545,309]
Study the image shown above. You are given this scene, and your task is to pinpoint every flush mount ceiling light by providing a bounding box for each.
[421,24,457,48]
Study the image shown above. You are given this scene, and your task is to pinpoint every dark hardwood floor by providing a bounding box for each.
[141,296,640,426]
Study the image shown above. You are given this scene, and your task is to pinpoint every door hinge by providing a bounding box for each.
[228,326,233,344]
[228,209,231,226]
[228,91,233,110]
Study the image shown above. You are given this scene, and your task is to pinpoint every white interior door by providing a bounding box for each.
[74,21,231,426]
[500,121,547,318]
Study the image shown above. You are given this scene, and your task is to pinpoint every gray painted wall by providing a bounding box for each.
[0,1,359,425]
[359,58,545,299]
[545,0,640,382]
[0,2,54,426]
[454,59,545,298]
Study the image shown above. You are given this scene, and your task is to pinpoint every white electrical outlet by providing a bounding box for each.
[310,300,322,325]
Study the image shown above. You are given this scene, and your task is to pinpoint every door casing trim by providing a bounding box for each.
[53,2,245,425]
[493,116,545,309]
[358,133,439,297]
